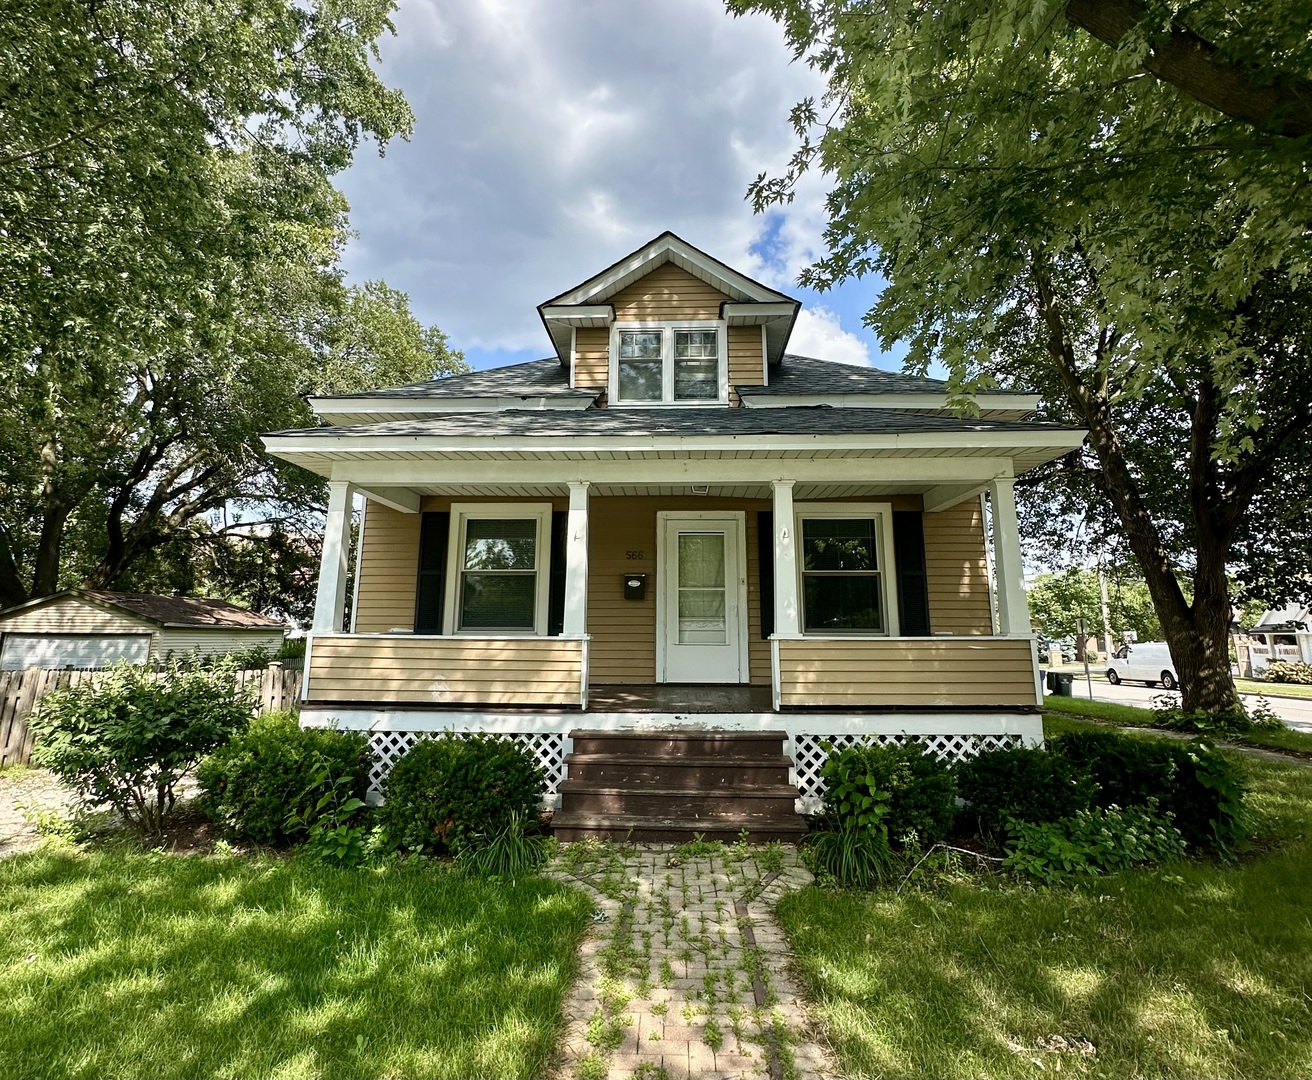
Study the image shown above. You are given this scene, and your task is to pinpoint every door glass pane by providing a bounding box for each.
[801,518,877,572]
[464,519,536,570]
[802,574,883,632]
[460,574,536,629]
[678,532,726,643]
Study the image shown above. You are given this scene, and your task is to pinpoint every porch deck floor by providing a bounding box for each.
[587,683,774,713]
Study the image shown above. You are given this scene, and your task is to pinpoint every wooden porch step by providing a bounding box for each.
[563,753,791,789]
[558,781,799,818]
[551,811,808,845]
[568,728,788,759]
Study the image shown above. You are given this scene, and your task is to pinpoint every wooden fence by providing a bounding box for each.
[0,666,303,768]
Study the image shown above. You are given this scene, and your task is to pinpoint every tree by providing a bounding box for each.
[0,1,464,609]
[731,0,1312,713]
[1028,568,1162,646]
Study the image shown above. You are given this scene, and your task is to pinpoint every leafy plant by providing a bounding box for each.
[196,711,371,845]
[456,811,548,881]
[380,734,545,857]
[1004,803,1187,884]
[1190,742,1249,857]
[30,661,250,836]
[818,745,892,834]
[806,820,899,889]
[1149,694,1281,736]
[285,765,369,867]
[1263,660,1312,685]
[821,740,956,846]
[954,746,1094,844]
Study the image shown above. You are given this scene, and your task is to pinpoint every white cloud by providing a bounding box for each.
[786,307,872,366]
[336,0,828,355]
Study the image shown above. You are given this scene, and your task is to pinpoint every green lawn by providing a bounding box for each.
[1236,678,1312,701]
[0,848,591,1079]
[1043,693,1312,757]
[778,725,1312,1079]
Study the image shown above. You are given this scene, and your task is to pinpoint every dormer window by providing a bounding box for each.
[612,323,725,404]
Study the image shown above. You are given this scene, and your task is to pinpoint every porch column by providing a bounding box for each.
[988,477,1031,637]
[772,480,801,637]
[563,481,590,636]
[312,481,354,633]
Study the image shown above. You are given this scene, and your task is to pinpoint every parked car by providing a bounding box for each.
[1107,641,1179,690]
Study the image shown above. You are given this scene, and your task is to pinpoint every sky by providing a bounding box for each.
[335,0,908,374]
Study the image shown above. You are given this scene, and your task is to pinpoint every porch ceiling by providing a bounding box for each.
[400,480,941,500]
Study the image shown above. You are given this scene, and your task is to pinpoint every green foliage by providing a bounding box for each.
[196,711,370,846]
[806,821,899,890]
[1149,694,1284,737]
[1264,660,1312,685]
[1189,743,1250,857]
[455,812,549,881]
[380,735,545,857]
[30,662,250,835]
[954,747,1094,843]
[1004,803,1186,884]
[275,638,307,662]
[285,770,369,868]
[820,741,956,846]
[1027,568,1161,644]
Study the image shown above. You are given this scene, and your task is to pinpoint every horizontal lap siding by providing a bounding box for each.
[157,629,284,660]
[778,638,1035,707]
[307,637,583,705]
[0,599,152,637]
[353,502,422,633]
[923,500,994,635]
[611,264,728,321]
[587,496,770,685]
[574,327,609,389]
[727,325,763,404]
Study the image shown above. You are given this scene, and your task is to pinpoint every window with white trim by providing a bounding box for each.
[612,323,725,404]
[444,504,552,635]
[795,505,897,635]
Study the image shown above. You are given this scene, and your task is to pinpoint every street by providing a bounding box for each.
[1045,674,1312,734]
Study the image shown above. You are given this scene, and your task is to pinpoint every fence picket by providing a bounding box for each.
[0,666,303,767]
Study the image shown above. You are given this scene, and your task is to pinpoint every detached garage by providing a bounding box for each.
[0,590,285,670]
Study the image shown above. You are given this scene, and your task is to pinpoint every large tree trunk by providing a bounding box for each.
[0,527,28,608]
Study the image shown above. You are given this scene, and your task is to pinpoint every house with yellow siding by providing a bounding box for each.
[264,233,1086,839]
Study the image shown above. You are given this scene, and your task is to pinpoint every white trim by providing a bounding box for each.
[655,510,749,684]
[771,481,800,638]
[539,303,614,325]
[442,502,554,636]
[569,326,577,389]
[739,392,1040,413]
[312,482,354,633]
[300,633,314,703]
[721,301,800,324]
[980,491,998,636]
[563,482,590,637]
[355,486,420,514]
[792,501,900,637]
[770,636,781,711]
[988,479,1031,636]
[608,320,728,406]
[348,493,365,634]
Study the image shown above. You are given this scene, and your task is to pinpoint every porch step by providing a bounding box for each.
[551,811,808,845]
[556,728,805,844]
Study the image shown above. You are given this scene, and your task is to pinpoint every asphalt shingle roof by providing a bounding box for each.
[79,591,286,628]
[739,355,1023,396]
[332,358,588,399]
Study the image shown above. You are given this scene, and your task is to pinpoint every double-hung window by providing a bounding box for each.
[795,505,898,635]
[614,323,724,403]
[444,504,552,635]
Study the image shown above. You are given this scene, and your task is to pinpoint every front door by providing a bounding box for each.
[657,513,747,683]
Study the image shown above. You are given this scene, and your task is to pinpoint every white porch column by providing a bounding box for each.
[312,481,354,633]
[988,477,1031,637]
[772,480,800,637]
[563,481,590,636]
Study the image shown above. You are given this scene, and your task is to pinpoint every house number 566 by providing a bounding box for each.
[625,550,644,559]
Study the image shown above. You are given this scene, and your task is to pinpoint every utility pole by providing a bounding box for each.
[1098,552,1114,657]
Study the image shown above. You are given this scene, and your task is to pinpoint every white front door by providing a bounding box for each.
[657,513,747,684]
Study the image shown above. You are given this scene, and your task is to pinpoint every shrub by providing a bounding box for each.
[819,741,956,846]
[30,661,251,836]
[806,820,899,889]
[1004,803,1186,883]
[380,734,545,856]
[456,811,550,880]
[954,746,1094,843]
[1149,693,1282,735]
[275,638,307,662]
[196,711,371,845]
[1263,660,1312,685]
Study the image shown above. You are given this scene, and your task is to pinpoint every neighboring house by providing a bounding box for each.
[0,590,286,670]
[263,232,1086,836]
[1243,603,1312,675]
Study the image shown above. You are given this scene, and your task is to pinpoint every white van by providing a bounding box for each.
[1107,642,1179,690]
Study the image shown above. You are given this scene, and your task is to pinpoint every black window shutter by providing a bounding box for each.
[547,510,568,636]
[414,512,450,633]
[757,510,774,639]
[892,510,931,636]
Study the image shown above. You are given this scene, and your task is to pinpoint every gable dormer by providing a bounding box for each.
[538,232,798,405]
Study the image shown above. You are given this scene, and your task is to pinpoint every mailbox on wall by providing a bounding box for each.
[622,573,647,600]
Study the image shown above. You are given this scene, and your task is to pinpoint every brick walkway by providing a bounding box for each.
[0,767,71,858]
[546,842,837,1080]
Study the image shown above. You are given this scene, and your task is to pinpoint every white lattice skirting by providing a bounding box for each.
[366,730,567,796]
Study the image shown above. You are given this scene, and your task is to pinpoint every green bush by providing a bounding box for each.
[1149,694,1282,735]
[819,741,956,846]
[1049,729,1248,851]
[380,734,545,856]
[1004,803,1187,883]
[197,711,371,845]
[806,820,899,889]
[30,661,251,836]
[954,746,1094,843]
[1263,660,1312,685]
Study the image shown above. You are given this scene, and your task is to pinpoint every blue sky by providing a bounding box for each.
[334,0,910,375]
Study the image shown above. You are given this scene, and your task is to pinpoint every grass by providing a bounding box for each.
[778,739,1312,1079]
[1235,678,1312,701]
[0,846,591,1079]
[1043,693,1312,757]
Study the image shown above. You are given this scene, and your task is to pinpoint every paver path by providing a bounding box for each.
[546,842,837,1080]
[0,767,71,858]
